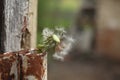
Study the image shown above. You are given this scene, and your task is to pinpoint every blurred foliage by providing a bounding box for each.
[37,0,80,43]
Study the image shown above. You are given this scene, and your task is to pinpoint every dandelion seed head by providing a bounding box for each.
[53,36,75,61]
[55,27,66,33]
[53,53,64,61]
[42,28,54,40]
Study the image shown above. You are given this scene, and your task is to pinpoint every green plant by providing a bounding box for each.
[37,27,66,54]
[37,27,74,61]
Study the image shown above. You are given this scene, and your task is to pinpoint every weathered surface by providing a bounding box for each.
[0,0,47,80]
[2,0,38,52]
[42,55,47,80]
[0,53,20,80]
[4,0,29,52]
[19,52,45,80]
[0,50,46,80]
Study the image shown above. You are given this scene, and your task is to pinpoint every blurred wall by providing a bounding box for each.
[96,0,120,61]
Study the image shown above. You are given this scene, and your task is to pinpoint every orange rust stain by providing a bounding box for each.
[0,50,45,80]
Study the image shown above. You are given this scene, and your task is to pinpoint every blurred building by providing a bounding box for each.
[70,0,96,53]
[96,0,120,61]
[68,0,120,61]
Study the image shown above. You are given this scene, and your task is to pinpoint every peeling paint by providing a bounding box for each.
[0,53,19,80]
[3,56,11,60]
[25,75,38,80]
[0,50,47,80]
[10,61,18,80]
[19,54,28,73]
[41,55,47,80]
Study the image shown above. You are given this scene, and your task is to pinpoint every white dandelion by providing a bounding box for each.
[53,36,75,61]
[42,28,54,40]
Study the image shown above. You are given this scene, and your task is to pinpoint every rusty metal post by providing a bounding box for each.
[0,50,47,80]
[0,53,20,80]
[18,50,46,80]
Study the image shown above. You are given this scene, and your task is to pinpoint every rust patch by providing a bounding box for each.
[19,52,44,80]
[0,50,46,80]
[0,53,19,80]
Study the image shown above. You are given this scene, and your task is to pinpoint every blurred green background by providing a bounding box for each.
[37,0,80,43]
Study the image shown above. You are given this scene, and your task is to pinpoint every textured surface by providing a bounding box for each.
[4,0,29,52]
[0,53,19,80]
[19,51,45,80]
[0,0,47,80]
[0,50,46,80]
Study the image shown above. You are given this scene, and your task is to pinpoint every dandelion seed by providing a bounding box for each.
[38,27,75,61]
[42,28,54,40]
[67,37,75,43]
[53,36,75,61]
[53,53,64,61]
[55,27,66,33]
